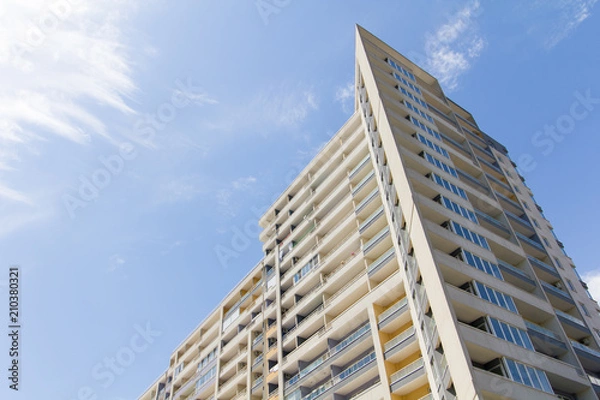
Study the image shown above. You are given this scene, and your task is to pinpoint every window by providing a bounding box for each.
[430,173,467,200]
[567,279,576,292]
[532,218,540,228]
[409,115,441,140]
[514,186,521,193]
[422,152,458,178]
[487,317,533,350]
[447,221,490,250]
[416,133,448,158]
[473,281,518,313]
[542,237,551,248]
[503,358,553,393]
[554,257,563,270]
[457,249,502,280]
[399,86,428,108]
[388,58,416,82]
[404,100,434,123]
[581,303,591,317]
[439,196,478,224]
[392,71,421,94]
[195,365,216,390]
[292,255,319,285]
[523,202,530,210]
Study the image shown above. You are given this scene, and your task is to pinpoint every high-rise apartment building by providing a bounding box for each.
[138,26,600,400]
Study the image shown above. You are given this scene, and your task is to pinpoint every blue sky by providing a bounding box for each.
[1,0,599,399]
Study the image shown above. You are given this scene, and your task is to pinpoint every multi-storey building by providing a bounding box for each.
[137,26,600,400]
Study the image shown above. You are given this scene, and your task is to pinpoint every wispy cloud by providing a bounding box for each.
[334,82,354,114]
[584,270,600,302]
[0,0,139,172]
[0,183,33,205]
[203,83,318,134]
[524,0,598,49]
[108,254,125,272]
[154,175,207,205]
[217,176,258,218]
[424,0,485,91]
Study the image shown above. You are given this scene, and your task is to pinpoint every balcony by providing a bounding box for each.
[496,259,536,287]
[352,170,375,196]
[516,232,547,257]
[528,256,559,278]
[389,358,426,394]
[474,209,511,237]
[349,154,371,179]
[300,351,378,400]
[355,188,379,214]
[383,327,417,360]
[555,309,590,334]
[378,297,409,328]
[359,205,384,233]
[524,321,567,357]
[571,340,600,361]
[457,169,490,195]
[367,247,395,276]
[541,281,573,305]
[362,226,390,254]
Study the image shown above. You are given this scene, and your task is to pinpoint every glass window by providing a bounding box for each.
[431,173,467,200]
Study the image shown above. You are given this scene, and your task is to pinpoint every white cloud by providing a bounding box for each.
[527,0,598,49]
[155,175,207,205]
[217,175,258,217]
[0,183,33,205]
[0,0,138,175]
[108,253,125,272]
[424,0,485,91]
[584,270,600,302]
[232,176,257,190]
[334,82,354,114]
[203,84,318,134]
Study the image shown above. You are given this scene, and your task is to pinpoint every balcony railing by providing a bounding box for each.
[571,340,600,359]
[524,321,562,342]
[359,205,384,233]
[362,226,390,254]
[378,297,408,324]
[352,171,375,196]
[496,259,533,283]
[457,169,490,194]
[355,188,379,213]
[383,326,415,353]
[495,191,523,212]
[516,232,545,252]
[349,154,371,179]
[555,309,587,328]
[475,210,510,234]
[528,256,559,277]
[541,281,573,303]
[367,247,395,275]
[390,358,424,385]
